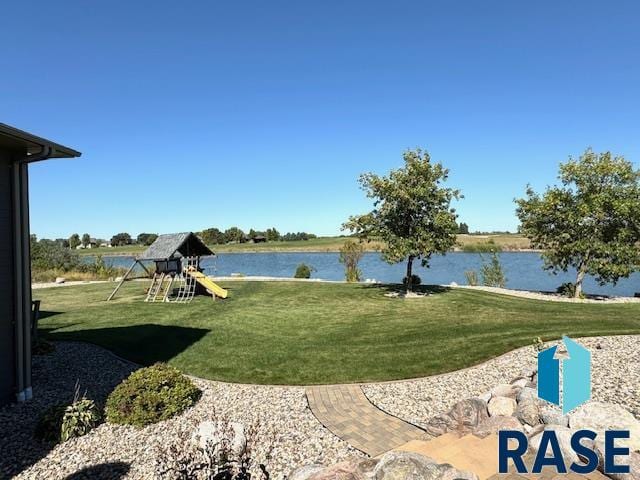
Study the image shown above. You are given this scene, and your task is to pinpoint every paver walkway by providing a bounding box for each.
[306,384,425,457]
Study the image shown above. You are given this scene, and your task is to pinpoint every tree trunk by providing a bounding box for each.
[574,262,587,298]
[406,256,415,293]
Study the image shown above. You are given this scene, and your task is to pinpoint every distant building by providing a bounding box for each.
[252,235,267,243]
[0,123,80,405]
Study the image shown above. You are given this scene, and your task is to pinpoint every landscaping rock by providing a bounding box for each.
[515,399,541,426]
[511,377,529,388]
[192,420,248,460]
[586,441,640,480]
[488,396,516,417]
[55,277,66,284]
[289,464,326,480]
[569,402,640,452]
[516,386,537,403]
[540,405,568,426]
[473,415,524,438]
[305,458,375,480]
[530,426,579,467]
[476,391,492,403]
[425,398,489,436]
[491,383,520,399]
[373,451,477,480]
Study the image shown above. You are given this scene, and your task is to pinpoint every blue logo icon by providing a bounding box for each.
[538,336,591,414]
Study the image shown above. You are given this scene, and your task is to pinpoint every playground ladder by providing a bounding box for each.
[145,273,165,302]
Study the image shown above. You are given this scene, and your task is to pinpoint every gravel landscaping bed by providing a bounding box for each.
[1,342,360,480]
[363,335,640,428]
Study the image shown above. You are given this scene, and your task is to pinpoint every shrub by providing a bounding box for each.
[402,274,422,287]
[557,282,585,299]
[31,237,80,271]
[480,252,506,288]
[461,240,503,253]
[105,364,201,427]
[339,240,364,282]
[35,389,101,443]
[464,270,478,286]
[33,339,56,355]
[294,263,313,279]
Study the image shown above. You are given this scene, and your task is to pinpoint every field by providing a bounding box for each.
[77,234,531,256]
[36,280,639,385]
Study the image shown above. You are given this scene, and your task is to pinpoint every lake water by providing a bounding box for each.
[90,252,640,297]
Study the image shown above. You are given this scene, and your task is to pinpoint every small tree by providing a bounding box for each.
[339,240,364,282]
[81,233,91,247]
[480,252,506,288]
[200,228,225,245]
[516,149,640,298]
[69,233,81,249]
[344,148,461,293]
[110,233,132,247]
[224,227,245,244]
[137,233,158,246]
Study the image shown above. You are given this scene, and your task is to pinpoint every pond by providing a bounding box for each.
[89,252,640,297]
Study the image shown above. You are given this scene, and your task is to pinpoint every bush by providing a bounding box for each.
[294,263,313,279]
[339,240,364,282]
[402,274,422,287]
[105,364,201,427]
[464,270,478,286]
[31,237,80,271]
[557,282,585,299]
[480,252,506,288]
[35,393,101,443]
[461,240,503,253]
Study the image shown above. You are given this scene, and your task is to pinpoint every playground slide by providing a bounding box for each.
[186,271,229,299]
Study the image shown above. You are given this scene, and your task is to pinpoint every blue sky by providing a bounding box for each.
[2,1,639,239]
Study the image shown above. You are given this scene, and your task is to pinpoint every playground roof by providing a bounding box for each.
[138,232,213,261]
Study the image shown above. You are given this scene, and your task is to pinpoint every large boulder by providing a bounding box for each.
[529,426,579,468]
[539,405,568,427]
[288,465,326,480]
[473,415,524,438]
[491,384,520,399]
[488,396,517,417]
[516,387,537,403]
[569,402,640,452]
[192,420,247,461]
[587,441,640,480]
[425,398,489,436]
[302,459,376,480]
[515,399,541,427]
[373,451,477,480]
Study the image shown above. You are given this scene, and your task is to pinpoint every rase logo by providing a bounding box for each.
[498,336,630,475]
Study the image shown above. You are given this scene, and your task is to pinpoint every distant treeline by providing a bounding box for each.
[198,227,317,245]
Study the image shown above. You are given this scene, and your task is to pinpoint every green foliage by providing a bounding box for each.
[532,336,545,353]
[110,232,133,247]
[557,282,585,299]
[294,263,313,279]
[461,239,503,253]
[339,240,364,282]
[458,222,470,234]
[68,233,81,249]
[81,233,91,247]
[265,227,281,241]
[105,364,201,427]
[224,227,246,243]
[480,252,506,288]
[516,149,640,297]
[137,233,158,246]
[402,274,422,287]
[344,148,461,292]
[282,232,316,241]
[31,236,81,271]
[35,391,101,443]
[464,270,478,286]
[33,339,56,355]
[200,227,226,245]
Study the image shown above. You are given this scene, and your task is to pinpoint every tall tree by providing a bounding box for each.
[224,227,245,243]
[344,148,461,292]
[110,232,132,247]
[69,233,81,249]
[516,149,640,298]
[81,233,91,247]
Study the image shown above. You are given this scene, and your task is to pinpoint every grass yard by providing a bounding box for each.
[35,281,640,385]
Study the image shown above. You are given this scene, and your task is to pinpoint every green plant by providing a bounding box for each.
[532,336,545,353]
[339,240,364,282]
[464,270,478,286]
[105,364,201,427]
[557,282,585,299]
[402,274,422,287]
[34,386,101,443]
[480,252,506,288]
[294,263,313,279]
[461,240,503,253]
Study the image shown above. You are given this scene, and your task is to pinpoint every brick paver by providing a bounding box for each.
[306,384,425,457]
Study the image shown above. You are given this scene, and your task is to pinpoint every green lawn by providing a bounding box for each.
[35,281,640,385]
